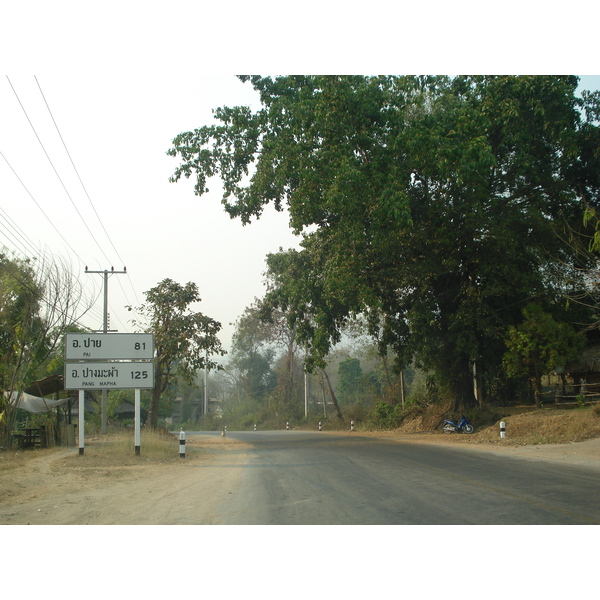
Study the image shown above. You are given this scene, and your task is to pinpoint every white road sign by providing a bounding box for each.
[64,361,155,390]
[65,333,154,360]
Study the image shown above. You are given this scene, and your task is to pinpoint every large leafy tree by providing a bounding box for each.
[169,76,597,410]
[129,279,225,429]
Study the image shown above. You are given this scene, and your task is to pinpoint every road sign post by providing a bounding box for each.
[78,390,85,455]
[135,389,141,455]
[65,333,155,456]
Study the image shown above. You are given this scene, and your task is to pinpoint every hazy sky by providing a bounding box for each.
[2,4,599,355]
[1,73,300,348]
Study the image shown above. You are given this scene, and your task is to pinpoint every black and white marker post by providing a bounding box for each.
[179,429,186,458]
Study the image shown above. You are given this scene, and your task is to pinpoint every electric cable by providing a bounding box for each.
[1,149,86,264]
[34,76,128,269]
[7,76,115,266]
[35,76,141,309]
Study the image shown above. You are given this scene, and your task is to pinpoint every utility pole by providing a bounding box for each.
[304,371,309,419]
[85,266,127,434]
[204,351,209,417]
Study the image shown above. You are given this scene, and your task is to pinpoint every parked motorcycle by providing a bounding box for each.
[443,415,474,434]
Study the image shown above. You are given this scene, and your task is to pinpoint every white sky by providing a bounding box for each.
[1,72,299,348]
[2,4,599,352]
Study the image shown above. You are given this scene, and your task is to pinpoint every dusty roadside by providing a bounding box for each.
[1,416,599,525]
[0,436,253,525]
[356,430,600,471]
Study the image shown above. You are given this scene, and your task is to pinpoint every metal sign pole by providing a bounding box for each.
[134,389,141,455]
[78,389,85,455]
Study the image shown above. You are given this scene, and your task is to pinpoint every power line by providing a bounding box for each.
[1,149,86,263]
[0,216,38,258]
[34,76,128,269]
[6,75,115,266]
[3,78,139,329]
[0,204,36,247]
[0,233,106,327]
[34,76,141,309]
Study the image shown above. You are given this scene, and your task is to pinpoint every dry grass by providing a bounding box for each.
[0,429,250,472]
[471,407,600,445]
[392,403,600,446]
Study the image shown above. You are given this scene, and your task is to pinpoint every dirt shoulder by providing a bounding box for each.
[0,436,253,525]
[351,429,600,471]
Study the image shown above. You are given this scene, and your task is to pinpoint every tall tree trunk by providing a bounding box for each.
[449,359,478,412]
[147,387,160,430]
[147,358,165,430]
[321,368,343,419]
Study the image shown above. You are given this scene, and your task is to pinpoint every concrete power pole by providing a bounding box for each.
[85,266,127,434]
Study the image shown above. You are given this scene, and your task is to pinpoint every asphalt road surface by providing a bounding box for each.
[193,430,600,525]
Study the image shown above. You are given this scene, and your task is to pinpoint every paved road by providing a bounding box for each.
[190,431,600,525]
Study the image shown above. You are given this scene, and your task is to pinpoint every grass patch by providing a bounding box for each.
[56,429,192,468]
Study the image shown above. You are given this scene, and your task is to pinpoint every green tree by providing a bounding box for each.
[128,279,225,430]
[169,75,596,411]
[229,303,277,401]
[503,303,585,405]
[337,357,363,403]
[1,251,90,446]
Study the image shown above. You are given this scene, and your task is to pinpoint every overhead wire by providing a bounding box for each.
[6,75,116,267]
[0,153,104,327]
[34,76,141,310]
[0,149,87,264]
[0,247,106,330]
[34,76,128,268]
[3,77,138,331]
[0,204,43,258]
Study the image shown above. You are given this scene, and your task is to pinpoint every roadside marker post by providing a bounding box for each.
[286,422,289,431]
[500,421,506,439]
[351,421,355,432]
[179,429,186,458]
[254,424,257,431]
[319,421,322,431]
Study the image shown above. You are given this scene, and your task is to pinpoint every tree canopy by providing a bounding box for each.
[128,278,225,429]
[169,76,599,410]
